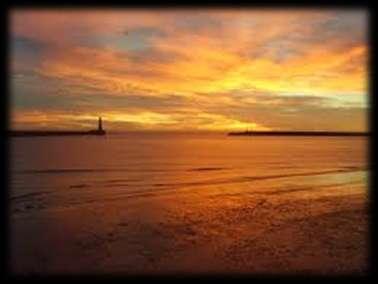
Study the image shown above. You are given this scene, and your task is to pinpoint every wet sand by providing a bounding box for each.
[10,170,368,276]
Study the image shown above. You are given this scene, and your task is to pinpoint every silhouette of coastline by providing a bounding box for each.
[228,130,369,137]
[9,117,106,137]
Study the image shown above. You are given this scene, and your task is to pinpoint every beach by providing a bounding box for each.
[9,134,369,275]
[9,7,369,277]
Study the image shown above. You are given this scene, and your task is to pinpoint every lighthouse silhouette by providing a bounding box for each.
[91,116,105,135]
[98,117,103,131]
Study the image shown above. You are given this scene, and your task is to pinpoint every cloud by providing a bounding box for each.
[11,109,270,132]
[9,9,368,131]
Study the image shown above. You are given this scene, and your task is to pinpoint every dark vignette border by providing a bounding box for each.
[1,0,375,282]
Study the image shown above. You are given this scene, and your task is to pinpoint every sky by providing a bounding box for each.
[9,9,368,132]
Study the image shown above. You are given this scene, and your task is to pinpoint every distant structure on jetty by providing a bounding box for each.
[9,117,106,137]
[88,117,105,135]
[228,130,369,137]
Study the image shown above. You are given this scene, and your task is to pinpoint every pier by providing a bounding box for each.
[228,130,369,137]
[9,117,106,137]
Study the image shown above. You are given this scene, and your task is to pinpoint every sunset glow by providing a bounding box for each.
[10,9,368,131]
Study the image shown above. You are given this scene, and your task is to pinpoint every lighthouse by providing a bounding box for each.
[89,116,105,135]
[98,116,103,131]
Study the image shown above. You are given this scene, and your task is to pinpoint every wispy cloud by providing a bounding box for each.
[10,9,368,131]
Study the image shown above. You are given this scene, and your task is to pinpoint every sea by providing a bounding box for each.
[9,132,368,213]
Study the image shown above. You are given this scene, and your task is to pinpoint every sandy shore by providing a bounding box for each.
[10,174,368,275]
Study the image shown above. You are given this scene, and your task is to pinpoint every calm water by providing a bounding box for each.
[10,133,368,212]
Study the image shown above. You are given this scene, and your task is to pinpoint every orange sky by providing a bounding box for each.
[10,9,368,132]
